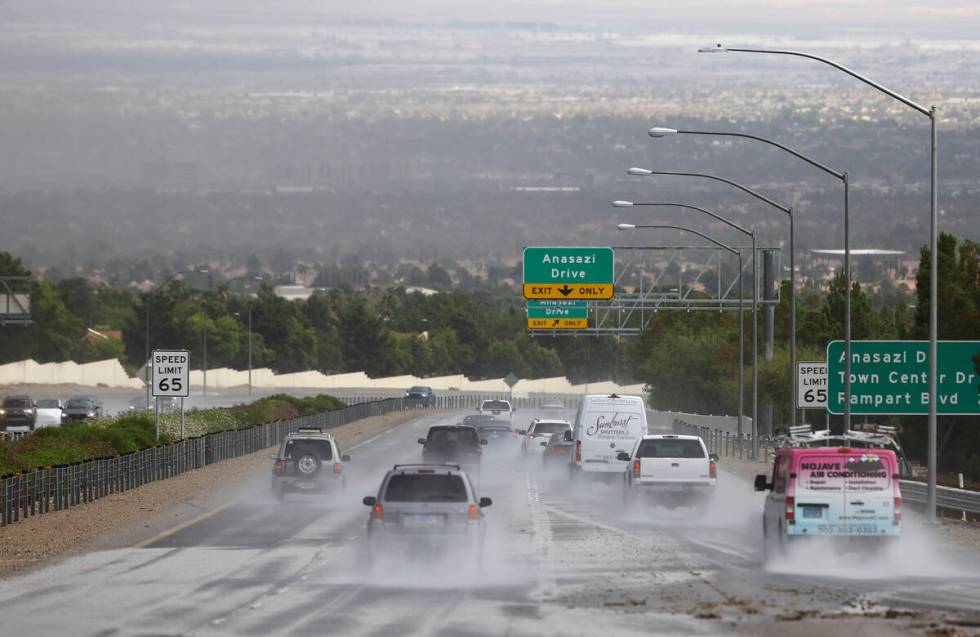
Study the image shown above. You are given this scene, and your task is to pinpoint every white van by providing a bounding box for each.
[568,394,648,480]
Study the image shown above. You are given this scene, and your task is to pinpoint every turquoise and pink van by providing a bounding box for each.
[755,447,901,556]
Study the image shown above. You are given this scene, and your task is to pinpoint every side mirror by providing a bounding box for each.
[709,453,719,463]
[362,496,377,507]
[563,430,573,442]
[417,438,426,445]
[753,474,771,492]
[616,451,631,462]
[539,441,548,447]
[341,454,351,462]
[480,439,488,445]
[479,497,492,508]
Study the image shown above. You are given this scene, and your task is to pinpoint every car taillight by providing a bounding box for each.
[575,440,581,462]
[894,497,902,525]
[468,504,480,522]
[273,460,283,477]
[333,463,343,474]
[372,503,384,521]
[785,496,795,524]
[709,460,717,479]
[632,459,641,477]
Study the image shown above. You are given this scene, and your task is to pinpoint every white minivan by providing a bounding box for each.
[568,394,648,480]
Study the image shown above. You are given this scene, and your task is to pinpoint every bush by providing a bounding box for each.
[0,394,347,475]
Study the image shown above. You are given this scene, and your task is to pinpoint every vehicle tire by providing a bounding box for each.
[295,453,321,476]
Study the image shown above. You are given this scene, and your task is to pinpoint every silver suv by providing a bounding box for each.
[271,428,350,500]
[362,464,491,545]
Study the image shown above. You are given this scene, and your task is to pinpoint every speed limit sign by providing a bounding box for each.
[797,362,828,409]
[152,349,190,398]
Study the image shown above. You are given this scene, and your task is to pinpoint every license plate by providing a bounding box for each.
[802,506,823,519]
[405,514,439,527]
[296,481,317,489]
[669,484,683,492]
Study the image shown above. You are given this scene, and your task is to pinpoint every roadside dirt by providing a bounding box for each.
[0,410,418,577]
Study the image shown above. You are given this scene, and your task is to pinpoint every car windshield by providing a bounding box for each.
[482,400,510,411]
[2,398,31,408]
[408,386,429,393]
[384,474,468,503]
[36,400,60,408]
[532,422,569,435]
[426,428,479,450]
[282,439,333,461]
[636,439,705,459]
[66,399,95,410]
[462,415,494,425]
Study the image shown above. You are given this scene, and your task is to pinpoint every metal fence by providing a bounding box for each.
[330,393,580,411]
[0,397,412,527]
[0,393,587,527]
[673,419,980,521]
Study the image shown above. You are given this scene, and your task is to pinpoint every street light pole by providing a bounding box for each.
[700,43,939,521]
[617,222,744,453]
[627,167,791,448]
[647,128,849,431]
[248,305,253,397]
[614,200,753,443]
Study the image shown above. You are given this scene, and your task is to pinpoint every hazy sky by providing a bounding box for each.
[3,0,980,41]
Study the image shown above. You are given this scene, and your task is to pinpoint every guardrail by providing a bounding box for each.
[0,397,412,527]
[330,393,579,410]
[673,419,980,521]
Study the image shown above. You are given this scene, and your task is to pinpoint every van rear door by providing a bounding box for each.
[795,451,895,536]
[794,453,849,534]
[579,398,645,471]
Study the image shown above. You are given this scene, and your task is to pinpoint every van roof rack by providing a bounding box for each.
[291,428,333,436]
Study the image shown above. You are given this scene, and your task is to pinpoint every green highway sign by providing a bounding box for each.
[827,340,980,415]
[523,247,614,300]
[526,300,589,319]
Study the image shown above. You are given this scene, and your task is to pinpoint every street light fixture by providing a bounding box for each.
[700,43,940,522]
[615,201,755,447]
[626,168,791,447]
[618,222,745,446]
[645,126,849,434]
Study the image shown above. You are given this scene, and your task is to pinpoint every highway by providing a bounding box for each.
[1,409,979,636]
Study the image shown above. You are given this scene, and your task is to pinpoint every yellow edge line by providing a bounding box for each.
[131,500,237,548]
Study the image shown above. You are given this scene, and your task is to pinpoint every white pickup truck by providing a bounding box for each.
[619,434,717,499]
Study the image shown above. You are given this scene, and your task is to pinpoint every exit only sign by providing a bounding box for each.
[522,247,614,300]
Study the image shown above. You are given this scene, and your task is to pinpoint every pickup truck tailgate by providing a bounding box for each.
[639,457,711,483]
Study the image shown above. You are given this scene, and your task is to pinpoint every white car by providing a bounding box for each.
[569,394,648,481]
[519,419,571,457]
[33,399,66,428]
[620,434,717,499]
[478,399,514,421]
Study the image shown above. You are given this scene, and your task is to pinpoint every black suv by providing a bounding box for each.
[418,425,486,469]
[0,395,35,430]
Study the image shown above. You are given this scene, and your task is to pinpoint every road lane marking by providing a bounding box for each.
[131,500,236,548]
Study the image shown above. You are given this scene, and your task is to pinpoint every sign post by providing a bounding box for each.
[152,349,190,440]
[827,340,980,415]
[523,247,614,300]
[526,300,589,330]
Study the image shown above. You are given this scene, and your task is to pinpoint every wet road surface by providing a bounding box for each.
[1,410,979,636]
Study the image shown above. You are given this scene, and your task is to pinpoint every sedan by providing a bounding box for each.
[63,396,103,422]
